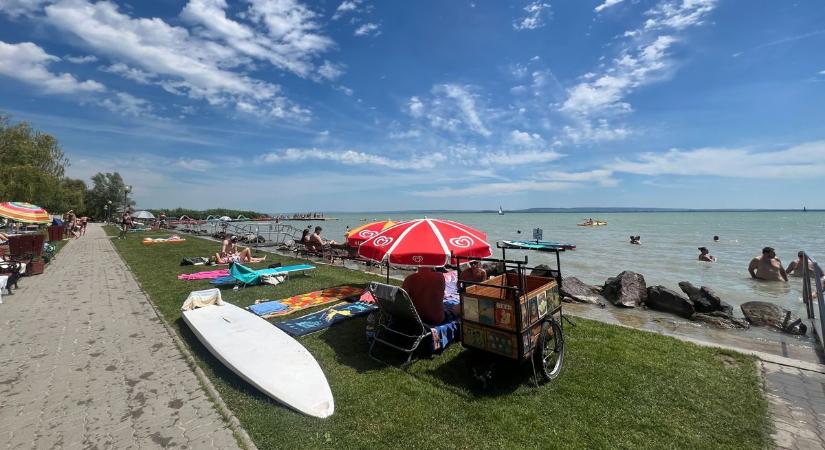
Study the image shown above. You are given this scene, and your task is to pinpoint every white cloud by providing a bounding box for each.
[643,0,717,31]
[101,63,155,84]
[99,92,153,117]
[563,119,631,143]
[64,54,97,64]
[332,0,360,20]
[513,1,551,31]
[259,148,446,170]
[0,0,49,18]
[318,60,344,80]
[613,141,825,179]
[43,0,317,121]
[0,41,106,94]
[408,96,424,117]
[820,69,825,75]
[544,169,618,186]
[388,129,421,139]
[480,150,563,166]
[335,85,354,96]
[510,129,544,147]
[412,84,491,137]
[415,180,574,197]
[595,0,626,13]
[354,23,380,37]
[175,158,215,172]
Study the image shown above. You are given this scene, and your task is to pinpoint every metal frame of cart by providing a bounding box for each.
[455,243,566,383]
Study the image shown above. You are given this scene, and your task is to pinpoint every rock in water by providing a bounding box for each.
[699,286,722,310]
[530,264,555,278]
[740,301,807,335]
[678,281,715,313]
[645,286,694,318]
[602,271,647,307]
[560,277,606,306]
[693,312,750,329]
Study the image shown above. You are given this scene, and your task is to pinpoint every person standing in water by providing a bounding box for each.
[698,247,716,262]
[786,251,816,277]
[748,247,788,282]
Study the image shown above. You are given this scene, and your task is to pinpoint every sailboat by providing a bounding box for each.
[498,205,504,215]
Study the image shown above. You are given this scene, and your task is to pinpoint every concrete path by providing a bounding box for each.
[0,224,240,449]
[764,362,825,450]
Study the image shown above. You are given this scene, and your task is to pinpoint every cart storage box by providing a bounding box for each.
[461,273,559,359]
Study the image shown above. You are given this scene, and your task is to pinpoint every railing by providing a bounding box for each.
[174,219,304,248]
[801,252,825,351]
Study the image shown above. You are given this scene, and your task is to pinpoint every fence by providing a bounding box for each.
[174,220,303,247]
[801,252,825,351]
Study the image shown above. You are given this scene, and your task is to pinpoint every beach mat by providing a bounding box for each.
[248,301,288,316]
[253,285,364,319]
[274,301,378,337]
[177,269,230,281]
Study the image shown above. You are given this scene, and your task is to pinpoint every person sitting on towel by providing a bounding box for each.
[459,260,487,283]
[216,236,266,264]
[402,267,446,324]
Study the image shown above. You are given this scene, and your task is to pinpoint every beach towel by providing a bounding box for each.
[248,301,289,316]
[253,285,364,318]
[273,301,378,337]
[429,310,461,351]
[443,270,459,303]
[210,263,315,286]
[177,269,230,281]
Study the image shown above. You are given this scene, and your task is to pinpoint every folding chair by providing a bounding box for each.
[367,282,431,367]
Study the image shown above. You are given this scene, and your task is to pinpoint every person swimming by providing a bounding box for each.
[748,246,787,282]
[698,246,716,262]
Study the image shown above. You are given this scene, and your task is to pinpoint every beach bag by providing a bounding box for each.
[180,256,209,266]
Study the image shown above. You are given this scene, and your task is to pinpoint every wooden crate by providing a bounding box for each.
[461,273,558,359]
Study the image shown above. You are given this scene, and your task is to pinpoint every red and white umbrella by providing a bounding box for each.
[358,218,491,266]
[345,220,397,247]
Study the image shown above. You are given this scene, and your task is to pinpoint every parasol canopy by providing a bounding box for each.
[358,218,491,266]
[0,202,51,224]
[345,220,397,247]
[133,210,155,219]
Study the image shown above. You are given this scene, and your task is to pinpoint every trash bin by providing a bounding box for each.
[47,225,64,242]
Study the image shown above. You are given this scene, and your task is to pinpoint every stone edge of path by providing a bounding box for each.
[566,311,825,374]
[108,236,259,450]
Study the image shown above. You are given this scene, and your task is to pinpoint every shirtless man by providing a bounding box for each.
[459,260,487,283]
[748,247,788,282]
[698,247,716,262]
[786,251,816,277]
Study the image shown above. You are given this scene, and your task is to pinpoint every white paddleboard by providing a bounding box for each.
[182,302,334,418]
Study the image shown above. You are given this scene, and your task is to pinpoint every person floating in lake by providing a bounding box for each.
[786,251,816,278]
[698,246,716,262]
[459,260,487,283]
[215,235,266,264]
[629,235,641,245]
[713,235,719,243]
[402,266,446,324]
[748,246,788,282]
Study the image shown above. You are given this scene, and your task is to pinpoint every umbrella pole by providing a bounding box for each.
[386,260,390,284]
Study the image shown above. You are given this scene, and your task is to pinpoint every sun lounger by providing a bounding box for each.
[210,263,315,287]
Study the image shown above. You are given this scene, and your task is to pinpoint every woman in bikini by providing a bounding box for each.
[214,236,266,264]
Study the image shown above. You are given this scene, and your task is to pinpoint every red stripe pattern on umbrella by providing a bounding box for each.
[357,218,491,266]
[0,202,51,224]
[345,220,397,247]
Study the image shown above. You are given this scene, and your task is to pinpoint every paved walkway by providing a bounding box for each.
[764,362,825,450]
[0,224,240,449]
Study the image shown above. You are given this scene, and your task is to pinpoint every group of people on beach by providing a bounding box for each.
[63,210,87,239]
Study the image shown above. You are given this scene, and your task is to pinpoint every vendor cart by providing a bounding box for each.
[456,245,565,383]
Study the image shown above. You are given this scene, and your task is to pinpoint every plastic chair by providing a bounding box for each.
[367,282,431,367]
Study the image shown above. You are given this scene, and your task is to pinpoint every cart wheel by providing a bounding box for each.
[534,317,564,382]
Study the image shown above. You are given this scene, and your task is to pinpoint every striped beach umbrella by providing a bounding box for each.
[0,202,51,224]
[345,220,397,247]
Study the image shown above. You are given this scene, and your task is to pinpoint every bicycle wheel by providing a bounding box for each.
[534,317,564,382]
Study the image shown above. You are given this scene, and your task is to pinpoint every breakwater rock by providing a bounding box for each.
[645,286,694,319]
[603,271,647,307]
[560,277,606,306]
[741,301,807,335]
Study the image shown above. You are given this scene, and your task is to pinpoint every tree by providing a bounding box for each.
[0,114,68,209]
[86,172,133,220]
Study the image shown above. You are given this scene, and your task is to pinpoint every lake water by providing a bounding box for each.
[237,211,825,357]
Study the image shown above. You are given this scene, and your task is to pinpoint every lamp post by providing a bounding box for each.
[107,200,112,223]
[103,204,109,224]
[124,185,132,214]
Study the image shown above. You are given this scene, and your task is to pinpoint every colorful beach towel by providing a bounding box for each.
[248,301,288,316]
[274,301,378,337]
[253,285,364,318]
[177,269,230,281]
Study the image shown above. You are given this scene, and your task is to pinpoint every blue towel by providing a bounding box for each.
[210,275,237,286]
[248,301,288,316]
[274,302,378,337]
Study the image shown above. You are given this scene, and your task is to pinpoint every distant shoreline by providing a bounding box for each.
[321,208,820,214]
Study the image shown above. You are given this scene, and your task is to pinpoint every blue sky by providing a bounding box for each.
[0,0,824,212]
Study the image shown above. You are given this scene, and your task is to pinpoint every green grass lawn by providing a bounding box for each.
[107,228,771,449]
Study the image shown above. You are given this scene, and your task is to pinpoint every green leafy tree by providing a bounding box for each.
[0,114,68,209]
[86,172,133,220]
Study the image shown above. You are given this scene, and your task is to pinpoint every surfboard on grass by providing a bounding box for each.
[182,299,334,418]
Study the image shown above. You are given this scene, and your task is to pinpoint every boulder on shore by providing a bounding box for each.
[530,264,556,279]
[692,312,750,329]
[741,301,807,335]
[644,286,694,318]
[602,271,647,307]
[560,277,606,306]
[678,281,716,313]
